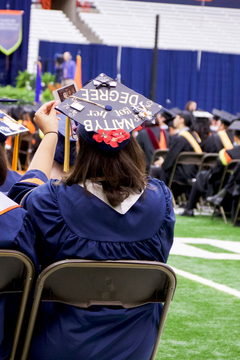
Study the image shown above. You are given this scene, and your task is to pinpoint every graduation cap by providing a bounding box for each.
[178,110,196,127]
[54,114,76,166]
[0,110,29,170]
[159,107,178,121]
[0,98,18,103]
[228,120,240,131]
[212,108,221,120]
[219,110,238,126]
[193,110,212,119]
[158,107,180,128]
[56,73,162,154]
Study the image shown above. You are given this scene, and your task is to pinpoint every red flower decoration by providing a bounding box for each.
[93,129,112,143]
[110,129,130,143]
[93,129,130,148]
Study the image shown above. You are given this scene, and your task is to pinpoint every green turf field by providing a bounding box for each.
[156,214,240,360]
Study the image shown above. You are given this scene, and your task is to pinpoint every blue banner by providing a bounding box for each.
[0,10,23,56]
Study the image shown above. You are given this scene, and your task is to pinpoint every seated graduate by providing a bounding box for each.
[150,111,201,188]
[9,76,175,360]
[192,110,211,147]
[207,121,240,224]
[0,128,37,359]
[0,114,21,193]
[136,108,175,173]
[181,121,240,217]
[201,110,236,153]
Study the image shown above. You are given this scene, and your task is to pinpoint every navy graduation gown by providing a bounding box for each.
[0,193,37,359]
[0,169,21,193]
[9,170,175,360]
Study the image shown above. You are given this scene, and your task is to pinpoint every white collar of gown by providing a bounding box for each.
[78,181,144,215]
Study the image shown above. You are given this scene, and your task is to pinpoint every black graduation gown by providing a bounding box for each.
[187,146,240,210]
[201,130,234,153]
[136,127,171,173]
[160,131,199,184]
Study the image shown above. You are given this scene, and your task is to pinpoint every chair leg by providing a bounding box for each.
[171,191,176,209]
[233,198,240,227]
[196,202,201,215]
[211,206,216,219]
[220,206,227,224]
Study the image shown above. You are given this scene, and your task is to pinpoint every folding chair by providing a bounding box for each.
[211,160,240,223]
[21,259,177,360]
[168,152,205,206]
[18,132,34,171]
[150,149,169,166]
[233,196,240,226]
[198,153,219,173]
[0,250,35,360]
[195,153,219,213]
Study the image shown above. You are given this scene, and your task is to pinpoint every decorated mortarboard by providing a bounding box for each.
[193,110,212,119]
[56,73,162,150]
[55,114,76,166]
[228,120,240,131]
[0,110,29,171]
[0,110,28,143]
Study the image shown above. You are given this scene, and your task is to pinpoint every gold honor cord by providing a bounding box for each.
[63,117,71,173]
[70,96,112,111]
[218,130,233,150]
[12,134,19,171]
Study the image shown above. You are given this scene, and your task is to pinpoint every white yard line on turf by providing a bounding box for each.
[171,237,240,259]
[171,267,240,299]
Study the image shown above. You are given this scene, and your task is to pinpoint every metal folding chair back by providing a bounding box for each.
[167,152,205,205]
[21,259,177,360]
[211,159,240,223]
[168,152,205,189]
[150,149,169,166]
[0,250,35,360]
[198,153,219,173]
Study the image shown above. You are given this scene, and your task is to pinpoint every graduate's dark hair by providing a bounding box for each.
[63,135,147,207]
[235,130,240,139]
[194,118,211,143]
[178,112,193,129]
[0,143,8,186]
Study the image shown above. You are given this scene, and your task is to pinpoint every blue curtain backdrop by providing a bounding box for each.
[39,41,240,114]
[0,0,31,86]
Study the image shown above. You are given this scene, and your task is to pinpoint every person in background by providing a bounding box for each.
[150,111,200,195]
[192,110,211,148]
[136,109,174,173]
[185,101,197,112]
[0,131,21,193]
[61,52,76,86]
[9,99,175,360]
[201,110,236,153]
[181,122,240,217]
[210,109,221,133]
